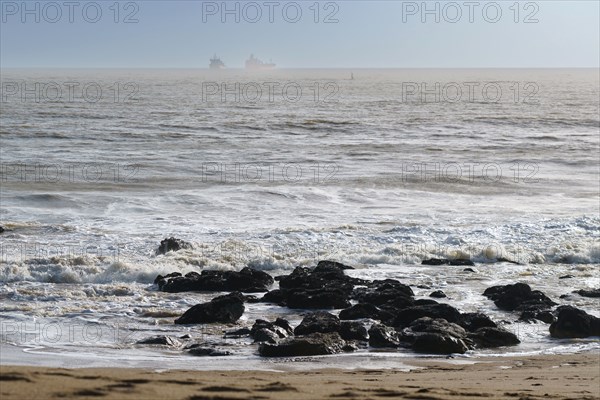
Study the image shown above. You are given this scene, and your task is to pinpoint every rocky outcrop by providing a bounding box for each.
[136,335,182,347]
[574,289,600,298]
[258,332,348,357]
[250,318,294,343]
[156,267,274,293]
[429,290,446,298]
[483,283,556,312]
[339,303,380,320]
[261,261,361,309]
[175,292,245,324]
[549,306,600,338]
[294,311,340,336]
[156,237,192,255]
[393,303,462,327]
[457,313,498,332]
[468,327,520,348]
[368,324,403,348]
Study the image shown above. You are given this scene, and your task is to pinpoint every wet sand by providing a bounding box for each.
[1,353,599,399]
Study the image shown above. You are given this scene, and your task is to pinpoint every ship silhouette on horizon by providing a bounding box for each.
[245,54,276,70]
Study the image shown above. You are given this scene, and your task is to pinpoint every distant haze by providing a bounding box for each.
[0,1,599,68]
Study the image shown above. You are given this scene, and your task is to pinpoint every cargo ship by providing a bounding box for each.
[209,55,225,69]
[245,54,276,70]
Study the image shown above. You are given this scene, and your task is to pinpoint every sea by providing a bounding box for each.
[0,68,598,370]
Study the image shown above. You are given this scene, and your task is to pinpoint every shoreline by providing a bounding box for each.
[2,353,599,400]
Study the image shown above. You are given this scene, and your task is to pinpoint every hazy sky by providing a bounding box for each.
[1,0,598,68]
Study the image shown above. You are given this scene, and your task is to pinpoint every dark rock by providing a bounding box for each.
[156,237,192,255]
[421,258,447,266]
[261,289,287,305]
[575,289,600,298]
[179,334,192,339]
[253,328,280,344]
[393,303,462,327]
[339,321,369,341]
[414,299,439,306]
[137,335,181,347]
[468,327,520,348]
[405,317,467,340]
[251,318,293,343]
[550,306,600,338]
[224,328,251,338]
[157,267,274,293]
[412,333,469,354]
[339,303,380,320]
[368,324,402,348]
[315,260,354,270]
[0,226,4,233]
[458,313,497,332]
[274,318,295,335]
[175,292,245,324]
[285,287,351,309]
[463,268,476,273]
[483,283,556,312]
[422,258,474,266]
[352,279,414,307]
[265,262,361,309]
[559,275,574,279]
[188,347,231,356]
[258,332,347,357]
[519,310,556,324]
[429,290,446,298]
[154,272,181,285]
[294,311,340,336]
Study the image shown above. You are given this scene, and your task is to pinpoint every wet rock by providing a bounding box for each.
[251,318,293,343]
[393,303,462,327]
[0,226,4,233]
[285,287,351,309]
[261,289,287,305]
[156,237,192,255]
[550,306,600,338]
[368,324,402,348]
[412,333,469,354]
[258,332,347,357]
[175,292,245,324]
[137,335,181,347]
[422,258,474,266]
[405,317,467,340]
[264,262,361,309]
[559,275,574,279]
[458,313,498,332]
[483,283,556,312]
[223,328,251,338]
[339,303,380,320]
[463,268,476,273]
[574,289,600,298]
[157,267,274,293]
[252,328,280,344]
[519,310,556,324]
[154,272,181,284]
[429,290,446,298]
[294,311,340,336]
[468,327,520,348]
[188,347,231,357]
[339,321,369,341]
[352,279,414,307]
[315,260,354,270]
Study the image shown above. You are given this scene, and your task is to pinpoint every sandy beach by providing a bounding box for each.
[1,353,598,400]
